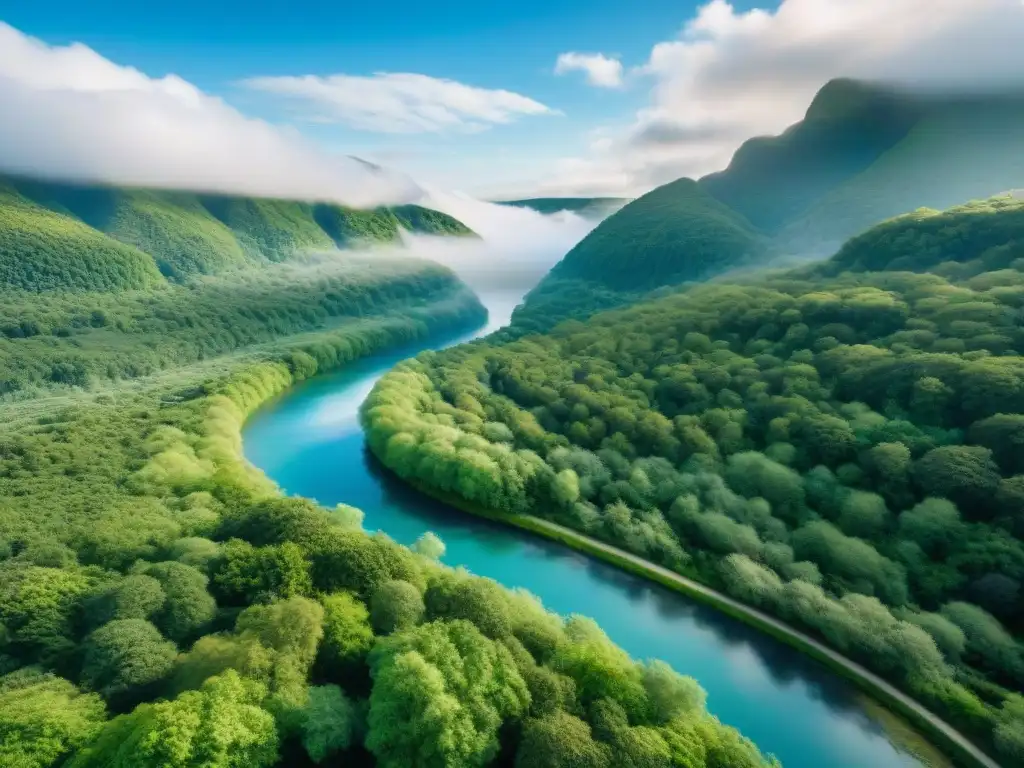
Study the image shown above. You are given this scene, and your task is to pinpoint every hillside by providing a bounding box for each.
[698,78,923,233]
[815,194,1024,277]
[505,179,766,335]
[509,81,1024,335]
[495,197,629,218]
[778,95,1024,255]
[0,175,474,290]
[546,178,765,290]
[0,184,165,292]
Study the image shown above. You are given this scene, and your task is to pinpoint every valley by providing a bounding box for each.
[2,21,1024,764]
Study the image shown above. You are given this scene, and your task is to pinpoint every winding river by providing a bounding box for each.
[244,290,944,768]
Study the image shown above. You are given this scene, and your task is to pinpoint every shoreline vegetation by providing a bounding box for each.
[372,463,998,768]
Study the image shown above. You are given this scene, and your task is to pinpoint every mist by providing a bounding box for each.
[362,194,599,329]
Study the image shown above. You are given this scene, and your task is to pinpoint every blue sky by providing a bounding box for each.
[0,0,764,196]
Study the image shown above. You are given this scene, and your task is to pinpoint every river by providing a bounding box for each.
[243,290,942,768]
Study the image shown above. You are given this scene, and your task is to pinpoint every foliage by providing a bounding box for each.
[297,684,356,763]
[67,670,279,768]
[0,173,473,290]
[0,668,106,768]
[514,711,610,767]
[370,579,426,634]
[79,620,177,706]
[212,539,311,606]
[137,561,217,644]
[315,591,374,684]
[0,186,163,292]
[366,619,531,767]
[541,179,766,293]
[821,195,1024,279]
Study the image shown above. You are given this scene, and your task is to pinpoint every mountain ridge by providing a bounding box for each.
[0,173,474,291]
[510,79,1024,333]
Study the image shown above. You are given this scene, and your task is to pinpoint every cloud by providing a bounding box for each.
[242,72,554,134]
[554,52,625,88]
[0,23,421,206]
[541,0,1024,197]
[386,190,600,305]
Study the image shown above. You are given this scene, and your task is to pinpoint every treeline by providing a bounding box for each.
[362,199,1024,765]
[816,195,1024,278]
[0,304,774,767]
[0,173,473,290]
[0,255,483,396]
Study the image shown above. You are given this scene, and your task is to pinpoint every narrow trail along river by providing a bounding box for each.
[243,291,952,768]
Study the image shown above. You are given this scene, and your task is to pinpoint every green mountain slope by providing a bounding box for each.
[504,180,766,335]
[196,195,334,261]
[495,197,629,218]
[777,95,1024,255]
[814,193,1024,277]
[0,174,474,290]
[698,78,922,233]
[545,178,766,291]
[0,185,165,292]
[510,82,1024,336]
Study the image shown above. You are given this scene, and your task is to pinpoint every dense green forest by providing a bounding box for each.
[0,177,774,766]
[0,174,473,290]
[509,81,1024,337]
[0,256,474,396]
[363,194,1024,766]
[495,197,630,218]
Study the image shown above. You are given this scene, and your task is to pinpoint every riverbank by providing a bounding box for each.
[382,469,1001,768]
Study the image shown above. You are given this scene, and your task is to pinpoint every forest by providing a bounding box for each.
[362,194,1024,766]
[0,180,775,766]
[0,174,472,290]
[0,255,479,396]
[0,303,772,768]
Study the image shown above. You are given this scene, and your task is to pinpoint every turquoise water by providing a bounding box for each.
[243,293,931,768]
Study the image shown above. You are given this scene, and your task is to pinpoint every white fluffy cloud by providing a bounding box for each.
[0,23,425,206]
[242,72,554,134]
[542,0,1024,197]
[554,52,624,88]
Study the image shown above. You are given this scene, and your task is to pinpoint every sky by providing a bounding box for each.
[2,0,1024,201]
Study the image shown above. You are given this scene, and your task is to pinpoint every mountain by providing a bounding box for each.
[495,197,629,218]
[777,94,1024,255]
[698,78,923,233]
[504,179,766,335]
[0,174,473,291]
[699,82,1024,255]
[509,80,1024,334]
[543,179,765,291]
